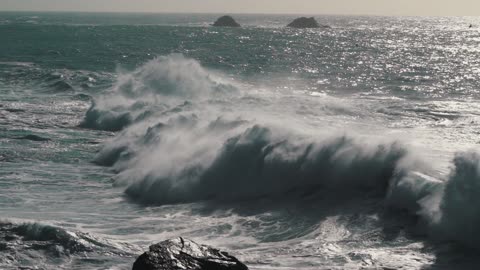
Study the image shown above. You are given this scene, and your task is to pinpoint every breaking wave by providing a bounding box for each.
[387,152,480,249]
[85,55,480,250]
[121,124,408,204]
[435,153,480,247]
[80,54,236,131]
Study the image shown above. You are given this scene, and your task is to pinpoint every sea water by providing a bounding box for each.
[1,12,480,269]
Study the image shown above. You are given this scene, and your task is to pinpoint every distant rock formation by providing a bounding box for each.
[287,17,328,28]
[132,237,249,270]
[213,16,241,27]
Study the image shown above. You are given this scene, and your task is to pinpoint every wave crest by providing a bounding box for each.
[80,54,236,131]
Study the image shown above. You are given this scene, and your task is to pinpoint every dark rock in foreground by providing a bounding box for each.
[213,16,241,27]
[132,237,248,270]
[287,17,328,28]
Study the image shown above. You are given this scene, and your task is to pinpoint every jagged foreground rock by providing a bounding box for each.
[213,16,241,27]
[132,237,248,270]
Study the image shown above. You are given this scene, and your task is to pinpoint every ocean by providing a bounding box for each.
[1,11,480,269]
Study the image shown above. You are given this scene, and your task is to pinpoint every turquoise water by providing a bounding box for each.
[1,12,480,269]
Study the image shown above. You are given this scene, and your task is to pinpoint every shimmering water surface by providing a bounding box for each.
[1,12,480,269]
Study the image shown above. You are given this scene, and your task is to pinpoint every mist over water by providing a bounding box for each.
[1,12,480,269]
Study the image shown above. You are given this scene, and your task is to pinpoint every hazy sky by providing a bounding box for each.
[1,0,480,16]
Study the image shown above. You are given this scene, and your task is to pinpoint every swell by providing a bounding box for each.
[0,220,136,269]
[0,62,111,96]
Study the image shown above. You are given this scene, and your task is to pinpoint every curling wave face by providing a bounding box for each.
[122,125,408,204]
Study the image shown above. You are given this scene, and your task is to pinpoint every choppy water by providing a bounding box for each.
[1,12,480,269]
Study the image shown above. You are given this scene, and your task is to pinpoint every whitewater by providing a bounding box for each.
[1,12,480,269]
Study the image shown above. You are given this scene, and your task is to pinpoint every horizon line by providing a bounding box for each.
[0,9,478,18]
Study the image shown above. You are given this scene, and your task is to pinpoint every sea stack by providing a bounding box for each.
[213,15,241,27]
[287,17,326,28]
[132,237,249,270]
